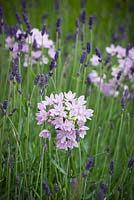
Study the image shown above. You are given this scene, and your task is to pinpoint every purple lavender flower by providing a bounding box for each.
[86,75,92,85]
[80,51,86,64]
[3,100,8,110]
[128,157,134,168]
[56,17,61,38]
[42,180,51,196]
[76,130,80,142]
[9,59,21,83]
[0,6,3,17]
[117,71,122,80]
[39,74,49,89]
[23,13,32,34]
[15,73,21,83]
[41,24,47,36]
[80,10,86,24]
[86,157,94,170]
[54,51,59,61]
[49,59,56,70]
[98,183,107,200]
[82,172,88,177]
[75,18,80,28]
[121,97,126,110]
[10,25,19,36]
[89,16,94,29]
[18,42,23,51]
[3,21,10,35]
[95,47,101,58]
[87,42,91,54]
[32,39,38,51]
[34,74,41,85]
[104,55,111,65]
[15,12,22,24]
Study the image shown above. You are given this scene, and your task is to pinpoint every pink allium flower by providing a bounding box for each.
[105,44,116,56]
[36,91,94,150]
[100,82,118,97]
[36,110,48,125]
[39,129,51,139]
[16,29,23,39]
[5,27,55,67]
[64,91,76,102]
[88,70,104,86]
[13,42,19,52]
[48,48,56,59]
[5,36,13,49]
[41,57,49,64]
[22,44,29,53]
[128,48,134,60]
[116,45,126,58]
[32,51,42,59]
[90,55,100,66]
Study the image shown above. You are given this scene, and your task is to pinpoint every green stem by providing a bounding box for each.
[7,144,11,200]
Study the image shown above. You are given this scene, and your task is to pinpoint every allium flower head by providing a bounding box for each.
[90,55,100,66]
[39,129,51,139]
[36,91,94,150]
[5,27,55,66]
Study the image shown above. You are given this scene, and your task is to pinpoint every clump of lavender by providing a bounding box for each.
[36,91,94,150]
[128,157,134,168]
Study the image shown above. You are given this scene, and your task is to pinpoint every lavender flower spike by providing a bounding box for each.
[128,157,134,168]
[42,180,51,196]
[95,47,101,58]
[87,42,91,54]
[86,157,94,170]
[89,16,94,29]
[98,183,107,200]
[80,51,86,64]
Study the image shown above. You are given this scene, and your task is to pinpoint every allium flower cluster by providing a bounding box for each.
[36,91,94,150]
[5,28,56,66]
[88,44,134,98]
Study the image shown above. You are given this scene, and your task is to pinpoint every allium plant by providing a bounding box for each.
[88,45,134,98]
[36,91,94,150]
[5,28,56,66]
